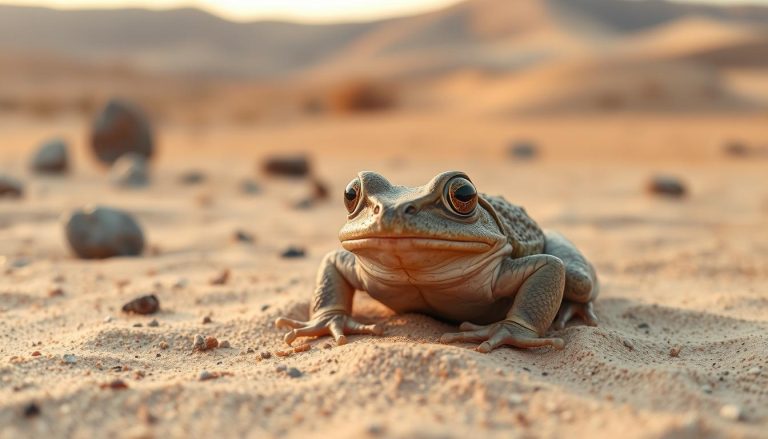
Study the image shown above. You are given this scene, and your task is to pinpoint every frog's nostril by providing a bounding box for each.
[403,204,416,215]
[373,205,381,215]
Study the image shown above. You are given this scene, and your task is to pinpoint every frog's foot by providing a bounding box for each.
[275,311,383,346]
[440,321,565,353]
[553,300,598,330]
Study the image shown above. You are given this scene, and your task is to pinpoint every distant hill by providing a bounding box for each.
[1,0,768,79]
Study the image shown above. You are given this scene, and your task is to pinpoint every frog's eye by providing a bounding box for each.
[344,178,362,213]
[446,177,477,215]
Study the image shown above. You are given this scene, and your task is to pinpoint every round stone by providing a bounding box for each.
[91,99,154,165]
[64,206,145,259]
[31,138,68,174]
[0,175,23,198]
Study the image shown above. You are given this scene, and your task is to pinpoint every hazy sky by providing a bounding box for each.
[0,0,766,22]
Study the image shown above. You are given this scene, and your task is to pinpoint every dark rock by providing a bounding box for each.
[0,175,23,198]
[100,379,129,390]
[281,246,306,258]
[233,230,255,243]
[122,294,160,315]
[23,403,41,418]
[64,206,145,258]
[286,367,303,378]
[262,155,310,178]
[31,138,68,174]
[110,153,149,187]
[723,140,750,157]
[91,99,153,165]
[508,140,538,160]
[179,170,206,185]
[646,175,687,198]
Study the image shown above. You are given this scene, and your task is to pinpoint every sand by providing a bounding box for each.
[1,111,767,439]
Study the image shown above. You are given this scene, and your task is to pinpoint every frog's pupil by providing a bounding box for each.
[344,186,357,201]
[454,184,476,202]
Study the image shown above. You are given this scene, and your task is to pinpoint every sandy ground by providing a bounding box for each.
[1,112,768,438]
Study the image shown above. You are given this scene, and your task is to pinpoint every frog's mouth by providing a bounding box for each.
[341,236,493,253]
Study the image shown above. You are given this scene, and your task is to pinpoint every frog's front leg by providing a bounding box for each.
[275,250,383,346]
[440,255,565,352]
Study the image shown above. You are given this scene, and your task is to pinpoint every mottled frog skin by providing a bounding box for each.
[276,171,598,352]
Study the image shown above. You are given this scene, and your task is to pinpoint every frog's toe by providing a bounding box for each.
[284,323,326,345]
[439,327,491,344]
[476,332,565,353]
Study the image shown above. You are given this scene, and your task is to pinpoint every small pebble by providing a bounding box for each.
[199,370,214,381]
[100,379,128,390]
[23,403,41,418]
[202,316,212,324]
[323,343,333,349]
[637,322,649,329]
[669,346,681,357]
[219,340,231,349]
[281,247,306,258]
[132,323,143,328]
[62,354,77,365]
[719,404,743,421]
[262,155,310,178]
[622,339,635,350]
[275,350,292,357]
[748,367,761,375]
[210,269,230,285]
[48,287,65,297]
[260,351,272,359]
[148,319,159,327]
[507,140,538,160]
[646,175,687,198]
[172,278,188,289]
[159,341,169,350]
[0,175,23,198]
[31,138,68,174]
[31,351,41,357]
[293,344,310,353]
[286,367,303,378]
[193,334,206,351]
[122,294,160,315]
[275,364,287,372]
[103,316,113,323]
[204,336,219,350]
[233,230,255,244]
[702,385,713,394]
[179,170,206,185]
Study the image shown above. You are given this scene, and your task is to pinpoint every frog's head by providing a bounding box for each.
[339,171,507,268]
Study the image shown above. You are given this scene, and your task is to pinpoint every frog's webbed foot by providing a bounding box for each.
[275,311,383,346]
[553,300,598,330]
[440,321,565,353]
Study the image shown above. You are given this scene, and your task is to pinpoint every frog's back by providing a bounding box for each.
[481,194,545,258]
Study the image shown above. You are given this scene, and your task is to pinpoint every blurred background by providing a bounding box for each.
[1,0,766,161]
[1,0,768,229]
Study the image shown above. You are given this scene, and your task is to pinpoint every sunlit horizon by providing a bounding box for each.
[1,0,766,23]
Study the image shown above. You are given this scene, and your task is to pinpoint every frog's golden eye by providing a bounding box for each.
[446,177,477,215]
[344,178,362,213]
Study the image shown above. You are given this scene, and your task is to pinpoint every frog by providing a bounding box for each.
[276,171,598,352]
